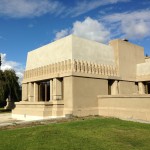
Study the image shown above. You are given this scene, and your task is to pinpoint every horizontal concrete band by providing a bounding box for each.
[98,95,150,98]
[23,59,118,81]
[137,74,150,81]
[22,72,121,83]
[15,100,64,105]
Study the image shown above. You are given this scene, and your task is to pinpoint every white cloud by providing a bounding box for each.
[1,53,24,83]
[73,17,110,43]
[55,17,110,43]
[102,10,150,39]
[0,0,130,18]
[0,0,64,18]
[66,0,130,17]
[55,29,70,41]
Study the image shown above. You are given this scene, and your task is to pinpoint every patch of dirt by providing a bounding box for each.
[0,116,101,131]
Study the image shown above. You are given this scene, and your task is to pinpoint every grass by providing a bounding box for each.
[0,117,150,150]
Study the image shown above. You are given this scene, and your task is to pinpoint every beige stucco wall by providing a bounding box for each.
[137,62,150,76]
[98,95,150,122]
[12,102,53,119]
[12,101,64,120]
[71,76,108,116]
[63,76,74,115]
[109,39,145,81]
[72,35,115,65]
[118,81,138,94]
[26,36,73,70]
[26,35,115,70]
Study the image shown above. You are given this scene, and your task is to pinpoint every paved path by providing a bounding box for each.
[0,113,23,126]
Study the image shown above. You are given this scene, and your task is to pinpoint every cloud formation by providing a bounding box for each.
[0,0,130,18]
[0,0,64,18]
[55,9,150,43]
[1,53,24,83]
[55,29,70,41]
[66,0,130,17]
[72,17,110,43]
[55,17,110,43]
[102,10,150,39]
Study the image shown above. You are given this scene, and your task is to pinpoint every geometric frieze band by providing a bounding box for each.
[24,59,118,79]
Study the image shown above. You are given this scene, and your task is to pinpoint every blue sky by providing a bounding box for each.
[0,0,150,80]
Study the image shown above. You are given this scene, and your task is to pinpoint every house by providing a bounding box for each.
[12,35,150,121]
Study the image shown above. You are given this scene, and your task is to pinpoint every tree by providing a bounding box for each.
[0,70,6,106]
[0,69,21,107]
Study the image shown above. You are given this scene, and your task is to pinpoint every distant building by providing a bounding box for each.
[12,35,150,122]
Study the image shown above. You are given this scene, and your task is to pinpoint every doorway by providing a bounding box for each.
[38,81,50,101]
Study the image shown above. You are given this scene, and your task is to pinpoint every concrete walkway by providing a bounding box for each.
[0,113,23,127]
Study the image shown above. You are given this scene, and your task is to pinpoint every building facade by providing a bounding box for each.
[12,35,150,121]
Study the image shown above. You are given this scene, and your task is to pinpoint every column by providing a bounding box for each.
[22,83,28,101]
[138,82,145,94]
[50,79,53,100]
[28,82,34,101]
[53,78,62,100]
[34,82,39,102]
[111,80,119,95]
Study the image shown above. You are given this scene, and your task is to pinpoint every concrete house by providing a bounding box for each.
[12,35,150,121]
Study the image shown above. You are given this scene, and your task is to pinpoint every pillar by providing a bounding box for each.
[22,83,28,101]
[28,82,34,101]
[138,82,145,94]
[53,78,62,100]
[111,80,119,95]
[34,82,39,102]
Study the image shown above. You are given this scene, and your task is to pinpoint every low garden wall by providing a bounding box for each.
[98,95,150,122]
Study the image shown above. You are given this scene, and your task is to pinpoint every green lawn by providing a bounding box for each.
[0,117,150,150]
